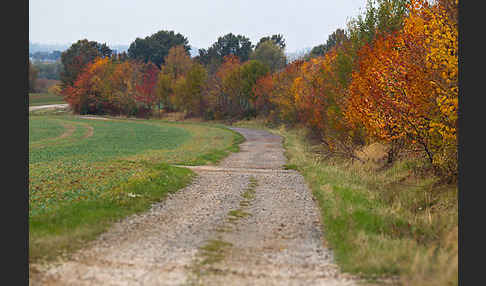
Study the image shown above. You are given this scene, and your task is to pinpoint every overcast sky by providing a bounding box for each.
[29,0,367,53]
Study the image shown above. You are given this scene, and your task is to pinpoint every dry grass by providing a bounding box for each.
[354,142,389,168]
[158,111,209,122]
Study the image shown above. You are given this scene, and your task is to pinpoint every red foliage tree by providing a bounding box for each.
[134,62,160,113]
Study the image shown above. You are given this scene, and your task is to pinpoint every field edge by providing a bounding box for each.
[29,119,246,266]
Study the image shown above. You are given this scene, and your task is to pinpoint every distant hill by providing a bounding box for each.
[30,41,314,64]
[30,41,131,53]
[285,47,312,62]
[189,46,199,58]
[29,42,70,53]
[30,41,199,58]
[111,44,129,53]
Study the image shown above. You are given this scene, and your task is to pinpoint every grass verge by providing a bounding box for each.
[183,126,245,165]
[29,93,65,106]
[29,163,194,262]
[234,120,458,286]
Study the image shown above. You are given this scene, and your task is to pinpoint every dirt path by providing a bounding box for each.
[29,104,69,112]
[31,127,359,286]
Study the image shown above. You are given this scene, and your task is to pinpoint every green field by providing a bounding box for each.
[29,112,243,262]
[29,93,65,106]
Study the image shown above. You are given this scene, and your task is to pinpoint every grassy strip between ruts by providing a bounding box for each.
[188,176,259,285]
[233,119,458,286]
[29,113,245,264]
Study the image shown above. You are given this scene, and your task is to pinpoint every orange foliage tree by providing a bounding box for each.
[345,0,458,177]
[63,57,160,117]
[252,74,274,116]
[109,60,138,115]
[265,60,305,125]
[208,55,242,119]
[422,0,458,176]
[156,45,193,113]
[292,50,358,151]
[63,57,113,114]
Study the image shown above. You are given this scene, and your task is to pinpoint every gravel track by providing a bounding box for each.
[29,104,69,112]
[31,127,359,286]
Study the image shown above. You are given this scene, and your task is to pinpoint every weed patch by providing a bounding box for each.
[227,209,251,223]
[198,239,233,266]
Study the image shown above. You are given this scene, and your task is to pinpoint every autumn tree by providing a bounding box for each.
[63,57,113,114]
[291,51,355,151]
[198,33,253,70]
[164,45,193,79]
[310,28,348,58]
[154,45,194,114]
[63,57,159,117]
[250,41,286,73]
[208,55,242,118]
[220,62,244,119]
[155,70,174,113]
[420,0,458,177]
[239,60,270,117]
[345,0,458,178]
[110,60,138,115]
[346,0,408,50]
[33,61,63,80]
[175,63,208,117]
[209,58,269,119]
[134,62,160,116]
[47,84,62,96]
[60,39,112,89]
[128,30,190,67]
[171,76,187,113]
[346,32,428,160]
[252,74,274,116]
[266,60,305,125]
[29,60,38,93]
[255,34,286,50]
[309,44,328,58]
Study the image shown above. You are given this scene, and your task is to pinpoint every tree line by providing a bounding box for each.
[58,0,457,181]
[30,50,62,62]
[59,30,286,118]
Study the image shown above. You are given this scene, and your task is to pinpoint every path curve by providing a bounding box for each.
[31,127,359,286]
[29,104,69,112]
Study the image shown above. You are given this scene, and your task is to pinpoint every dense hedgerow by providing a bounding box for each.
[62,0,457,180]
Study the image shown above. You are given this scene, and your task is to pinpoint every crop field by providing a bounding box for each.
[29,112,243,261]
[29,93,66,106]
